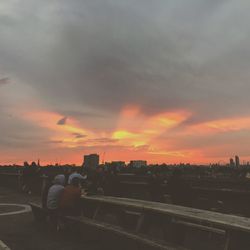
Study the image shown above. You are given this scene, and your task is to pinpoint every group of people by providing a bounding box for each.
[42,171,87,229]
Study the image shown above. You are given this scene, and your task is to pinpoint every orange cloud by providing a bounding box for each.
[111,106,191,156]
[188,116,250,134]
[19,109,92,148]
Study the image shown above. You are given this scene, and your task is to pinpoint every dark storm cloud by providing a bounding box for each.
[0,77,9,85]
[57,116,68,125]
[72,133,87,139]
[1,0,250,125]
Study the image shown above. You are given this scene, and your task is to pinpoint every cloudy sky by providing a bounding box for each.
[1,0,250,165]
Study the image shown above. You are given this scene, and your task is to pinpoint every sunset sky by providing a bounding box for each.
[1,1,250,165]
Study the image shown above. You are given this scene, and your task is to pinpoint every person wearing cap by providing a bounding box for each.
[68,170,87,184]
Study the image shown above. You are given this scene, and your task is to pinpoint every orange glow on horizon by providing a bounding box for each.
[2,104,250,165]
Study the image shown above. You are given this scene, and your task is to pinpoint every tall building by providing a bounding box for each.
[83,154,100,170]
[235,155,240,168]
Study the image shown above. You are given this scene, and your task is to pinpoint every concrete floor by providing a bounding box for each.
[0,187,101,250]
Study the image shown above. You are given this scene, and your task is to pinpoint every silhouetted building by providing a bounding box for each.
[129,160,147,169]
[235,155,240,168]
[229,158,235,168]
[110,161,126,171]
[83,154,99,170]
[23,161,29,167]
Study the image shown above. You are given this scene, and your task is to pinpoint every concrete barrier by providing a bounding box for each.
[30,196,250,250]
[0,240,11,250]
[80,196,250,250]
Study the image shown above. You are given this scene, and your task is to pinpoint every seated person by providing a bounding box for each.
[59,177,81,216]
[47,175,65,224]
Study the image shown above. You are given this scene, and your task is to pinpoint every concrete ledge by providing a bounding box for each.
[0,240,11,250]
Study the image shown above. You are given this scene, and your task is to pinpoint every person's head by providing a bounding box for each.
[71,177,80,187]
[53,174,65,186]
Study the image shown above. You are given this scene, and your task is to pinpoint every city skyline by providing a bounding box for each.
[1,1,250,165]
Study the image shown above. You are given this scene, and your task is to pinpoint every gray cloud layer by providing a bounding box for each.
[1,1,250,116]
[1,0,250,161]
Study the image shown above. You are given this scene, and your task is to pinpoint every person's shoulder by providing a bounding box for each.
[55,184,65,190]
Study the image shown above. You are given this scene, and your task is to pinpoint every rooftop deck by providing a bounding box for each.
[2,184,250,250]
[0,187,100,250]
